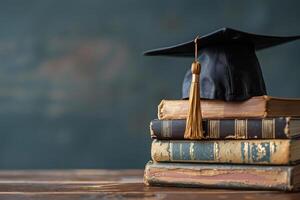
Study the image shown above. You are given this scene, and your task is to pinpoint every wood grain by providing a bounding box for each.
[0,170,299,199]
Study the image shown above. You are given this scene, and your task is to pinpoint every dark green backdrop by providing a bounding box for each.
[0,0,299,169]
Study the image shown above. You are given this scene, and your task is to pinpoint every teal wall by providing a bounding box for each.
[0,0,299,168]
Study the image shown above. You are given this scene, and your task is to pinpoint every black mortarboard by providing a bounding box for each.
[144,28,300,101]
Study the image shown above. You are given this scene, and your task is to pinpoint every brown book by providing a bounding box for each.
[144,161,300,191]
[158,95,300,120]
[150,118,300,139]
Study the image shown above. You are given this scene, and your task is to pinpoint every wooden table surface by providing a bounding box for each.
[0,170,299,200]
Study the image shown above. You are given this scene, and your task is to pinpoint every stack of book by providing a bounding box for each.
[144,96,300,191]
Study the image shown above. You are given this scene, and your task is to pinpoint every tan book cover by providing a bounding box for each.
[158,95,300,120]
[144,161,300,191]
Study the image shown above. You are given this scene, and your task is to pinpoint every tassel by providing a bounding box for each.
[184,37,204,140]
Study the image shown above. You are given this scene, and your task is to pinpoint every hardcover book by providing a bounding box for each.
[144,161,300,191]
[158,96,300,120]
[150,118,300,139]
[151,139,300,165]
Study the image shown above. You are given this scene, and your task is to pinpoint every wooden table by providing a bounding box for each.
[0,170,299,199]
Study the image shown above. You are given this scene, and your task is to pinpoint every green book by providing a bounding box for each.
[144,161,300,191]
[151,139,300,165]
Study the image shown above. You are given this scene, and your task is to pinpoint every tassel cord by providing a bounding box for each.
[184,36,204,139]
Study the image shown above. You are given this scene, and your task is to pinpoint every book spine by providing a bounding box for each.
[151,139,291,165]
[144,161,295,191]
[150,118,290,139]
[158,98,266,120]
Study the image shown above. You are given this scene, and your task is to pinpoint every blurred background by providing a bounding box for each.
[0,0,299,169]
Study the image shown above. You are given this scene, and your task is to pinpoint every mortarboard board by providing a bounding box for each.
[144,27,300,101]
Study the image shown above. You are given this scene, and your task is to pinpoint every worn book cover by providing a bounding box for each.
[150,117,300,139]
[151,139,300,165]
[144,161,300,191]
[158,96,300,120]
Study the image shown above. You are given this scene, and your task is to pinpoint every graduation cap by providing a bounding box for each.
[144,28,300,139]
[144,27,300,101]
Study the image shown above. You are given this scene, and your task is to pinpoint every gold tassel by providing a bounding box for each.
[184,36,204,140]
